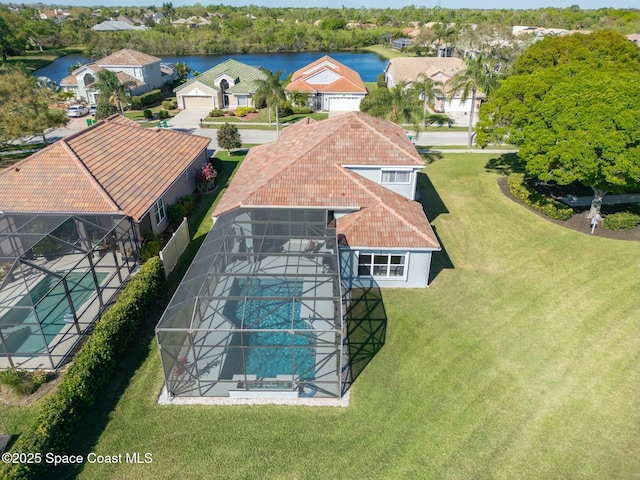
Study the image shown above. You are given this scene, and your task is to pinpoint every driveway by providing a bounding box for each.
[168,109,210,129]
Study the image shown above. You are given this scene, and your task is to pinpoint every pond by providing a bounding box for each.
[34,51,389,84]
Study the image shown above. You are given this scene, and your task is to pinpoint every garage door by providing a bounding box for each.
[182,96,213,110]
[328,96,361,111]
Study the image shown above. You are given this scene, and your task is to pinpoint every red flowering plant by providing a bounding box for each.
[195,161,217,192]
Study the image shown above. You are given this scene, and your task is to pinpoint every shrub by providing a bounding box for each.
[3,258,165,479]
[0,368,49,396]
[235,106,256,117]
[292,106,312,114]
[209,109,225,117]
[216,123,242,154]
[377,72,387,88]
[140,234,163,260]
[143,109,153,119]
[227,110,236,116]
[507,173,574,221]
[130,97,142,110]
[162,100,174,110]
[158,109,169,119]
[603,211,640,230]
[278,104,293,117]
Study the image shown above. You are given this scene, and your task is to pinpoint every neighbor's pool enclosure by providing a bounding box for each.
[0,213,139,370]
[156,208,345,399]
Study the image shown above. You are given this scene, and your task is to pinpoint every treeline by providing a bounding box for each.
[1,4,638,60]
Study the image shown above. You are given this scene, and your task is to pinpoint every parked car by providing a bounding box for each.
[89,104,97,116]
[67,105,89,117]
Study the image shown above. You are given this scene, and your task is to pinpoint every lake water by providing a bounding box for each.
[34,51,389,84]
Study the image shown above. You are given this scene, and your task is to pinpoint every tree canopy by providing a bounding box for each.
[477,31,640,215]
[217,123,242,154]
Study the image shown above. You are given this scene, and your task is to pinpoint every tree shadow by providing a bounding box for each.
[342,283,387,395]
[416,171,454,284]
[418,149,444,165]
[484,152,526,175]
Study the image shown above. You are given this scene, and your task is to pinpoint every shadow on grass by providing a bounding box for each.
[484,152,526,175]
[54,157,240,480]
[419,150,444,165]
[342,284,387,395]
[416,171,454,284]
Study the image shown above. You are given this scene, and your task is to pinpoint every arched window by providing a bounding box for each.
[83,73,95,86]
[219,79,229,107]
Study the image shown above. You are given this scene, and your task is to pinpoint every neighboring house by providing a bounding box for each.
[60,49,166,102]
[171,16,211,28]
[0,115,210,236]
[174,59,267,111]
[392,38,413,50]
[92,20,149,31]
[285,55,368,112]
[212,112,441,288]
[384,57,479,114]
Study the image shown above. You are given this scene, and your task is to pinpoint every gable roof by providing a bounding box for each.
[92,21,149,31]
[385,57,466,84]
[175,59,267,94]
[213,112,439,250]
[0,116,210,222]
[286,55,367,94]
[96,49,160,67]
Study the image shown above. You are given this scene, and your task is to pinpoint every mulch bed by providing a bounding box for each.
[497,176,640,242]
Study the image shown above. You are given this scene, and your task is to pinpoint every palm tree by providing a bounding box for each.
[254,69,287,136]
[412,74,444,127]
[94,70,135,118]
[446,54,500,147]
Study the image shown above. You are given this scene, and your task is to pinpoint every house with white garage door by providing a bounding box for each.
[285,56,368,113]
[174,59,267,111]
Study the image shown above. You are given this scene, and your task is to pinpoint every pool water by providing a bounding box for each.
[0,272,107,354]
[227,278,315,380]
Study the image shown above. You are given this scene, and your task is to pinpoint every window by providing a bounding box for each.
[133,68,143,78]
[358,253,407,278]
[237,96,248,107]
[154,198,166,225]
[381,170,411,184]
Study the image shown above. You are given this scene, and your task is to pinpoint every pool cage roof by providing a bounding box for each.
[0,212,129,288]
[157,208,342,333]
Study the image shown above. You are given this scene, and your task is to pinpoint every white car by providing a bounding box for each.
[67,105,89,117]
[89,104,97,116]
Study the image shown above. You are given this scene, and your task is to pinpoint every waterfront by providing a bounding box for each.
[34,51,389,84]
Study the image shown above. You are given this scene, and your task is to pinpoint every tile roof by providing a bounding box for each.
[176,59,267,94]
[385,57,466,85]
[0,116,210,222]
[285,55,367,94]
[96,49,160,67]
[213,112,439,250]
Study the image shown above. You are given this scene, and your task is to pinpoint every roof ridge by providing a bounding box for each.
[59,140,124,214]
[355,114,423,162]
[339,167,435,244]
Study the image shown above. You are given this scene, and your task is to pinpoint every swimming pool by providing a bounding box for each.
[0,272,107,354]
[225,278,316,380]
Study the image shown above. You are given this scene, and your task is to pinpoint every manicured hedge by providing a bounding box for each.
[3,258,165,480]
[235,106,256,117]
[130,89,162,109]
[507,173,574,221]
[603,211,640,230]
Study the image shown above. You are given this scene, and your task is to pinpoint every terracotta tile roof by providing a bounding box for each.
[96,49,161,67]
[213,112,439,250]
[115,71,145,87]
[286,55,367,94]
[60,75,78,86]
[0,116,210,222]
[385,57,466,85]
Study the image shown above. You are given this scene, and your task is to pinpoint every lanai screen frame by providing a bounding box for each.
[156,207,345,399]
[0,212,139,369]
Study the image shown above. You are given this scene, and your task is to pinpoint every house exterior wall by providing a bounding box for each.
[339,248,434,288]
[175,82,218,109]
[145,148,208,234]
[343,166,419,200]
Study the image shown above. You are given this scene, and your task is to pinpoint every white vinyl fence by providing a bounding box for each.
[159,217,190,278]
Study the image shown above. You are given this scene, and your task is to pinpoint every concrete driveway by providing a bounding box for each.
[168,109,210,129]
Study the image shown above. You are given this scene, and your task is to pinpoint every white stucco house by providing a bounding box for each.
[285,56,368,113]
[173,59,267,111]
[384,57,483,115]
[60,49,170,103]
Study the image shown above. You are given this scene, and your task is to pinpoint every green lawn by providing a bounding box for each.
[69,154,638,479]
[362,44,413,60]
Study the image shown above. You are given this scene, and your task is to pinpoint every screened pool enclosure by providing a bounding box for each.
[156,208,346,399]
[0,213,139,369]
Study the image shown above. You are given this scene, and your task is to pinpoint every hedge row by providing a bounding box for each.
[4,258,165,480]
[507,173,574,221]
[130,89,162,110]
[603,211,640,230]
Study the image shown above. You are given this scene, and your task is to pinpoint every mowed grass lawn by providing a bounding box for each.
[77,154,638,480]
